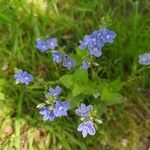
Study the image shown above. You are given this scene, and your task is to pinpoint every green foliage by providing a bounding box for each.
[0,0,150,149]
[60,68,97,98]
[100,79,123,105]
[0,79,6,102]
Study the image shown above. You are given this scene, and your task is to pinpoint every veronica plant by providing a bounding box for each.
[37,85,70,121]
[14,26,120,138]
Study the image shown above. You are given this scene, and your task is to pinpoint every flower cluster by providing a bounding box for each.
[138,53,150,65]
[35,30,116,72]
[79,28,116,57]
[14,29,114,138]
[14,69,33,85]
[36,37,76,70]
[76,103,96,137]
[78,28,116,72]
[13,27,150,139]
[38,85,70,121]
[36,38,58,52]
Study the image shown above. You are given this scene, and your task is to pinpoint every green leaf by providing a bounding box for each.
[110,79,123,93]
[82,81,97,95]
[100,80,122,105]
[59,74,74,89]
[72,84,83,97]
[60,69,98,97]
[73,69,88,84]
[60,69,88,89]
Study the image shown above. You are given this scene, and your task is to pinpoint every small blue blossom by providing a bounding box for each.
[63,55,76,69]
[49,85,62,99]
[139,53,150,65]
[14,69,23,83]
[79,35,91,50]
[46,38,58,50]
[89,46,102,57]
[101,29,116,43]
[81,61,90,70]
[77,121,96,137]
[79,40,87,50]
[52,51,63,63]
[36,39,49,52]
[14,69,33,85]
[39,106,55,121]
[88,30,104,49]
[53,101,70,117]
[75,103,93,117]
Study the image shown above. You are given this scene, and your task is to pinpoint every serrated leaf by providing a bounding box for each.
[59,74,74,89]
[72,84,83,97]
[60,69,98,98]
[82,81,97,95]
[60,69,88,89]
[73,69,88,84]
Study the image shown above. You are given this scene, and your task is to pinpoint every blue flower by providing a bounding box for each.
[75,103,93,117]
[139,53,150,65]
[39,106,55,121]
[14,69,33,85]
[52,51,63,63]
[88,31,104,49]
[49,85,62,99]
[46,38,58,50]
[79,35,91,50]
[36,39,49,52]
[63,55,76,69]
[101,29,116,43]
[77,121,96,137]
[79,40,87,50]
[14,69,23,82]
[53,101,70,117]
[81,61,90,70]
[89,46,102,57]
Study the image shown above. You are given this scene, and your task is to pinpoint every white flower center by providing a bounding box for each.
[93,38,96,42]
[106,35,110,39]
[56,55,59,59]
[42,45,46,49]
[59,106,63,110]
[24,77,29,80]
[94,47,97,51]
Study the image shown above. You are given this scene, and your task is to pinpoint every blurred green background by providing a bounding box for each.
[0,0,150,149]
